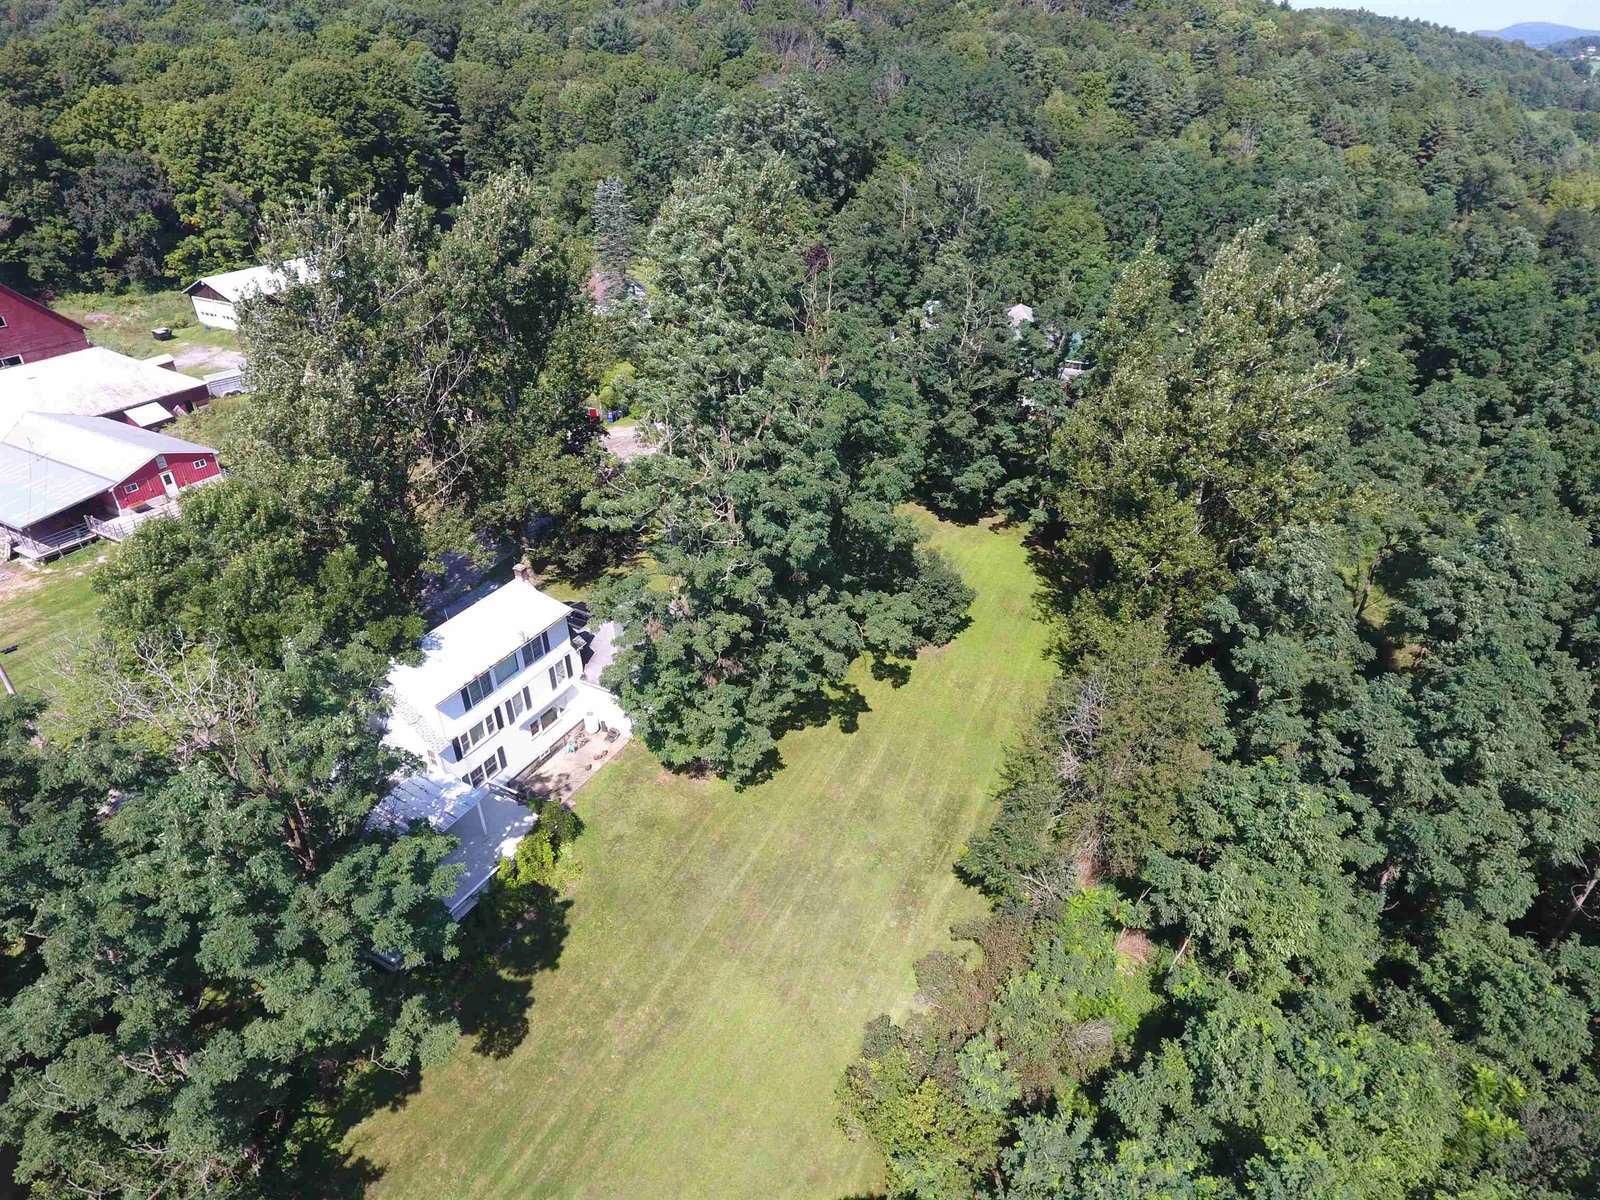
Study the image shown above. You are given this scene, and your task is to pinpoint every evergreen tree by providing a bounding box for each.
[411,50,462,202]
[591,174,635,307]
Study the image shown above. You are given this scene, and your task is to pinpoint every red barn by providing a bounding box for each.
[0,283,91,367]
[0,413,221,559]
[0,346,210,431]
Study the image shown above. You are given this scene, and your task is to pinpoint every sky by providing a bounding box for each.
[1285,0,1599,33]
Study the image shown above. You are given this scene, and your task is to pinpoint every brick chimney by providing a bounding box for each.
[513,561,531,584]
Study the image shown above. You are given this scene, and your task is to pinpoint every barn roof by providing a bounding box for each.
[0,415,215,529]
[0,443,112,528]
[2,413,215,482]
[183,259,311,303]
[0,347,204,437]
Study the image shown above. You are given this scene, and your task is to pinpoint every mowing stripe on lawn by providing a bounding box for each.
[349,517,1053,1199]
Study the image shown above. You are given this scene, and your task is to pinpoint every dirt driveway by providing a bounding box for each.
[172,346,244,374]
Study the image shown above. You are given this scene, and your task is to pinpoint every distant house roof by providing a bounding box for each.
[2,413,215,482]
[0,347,205,437]
[1007,303,1035,326]
[387,577,573,708]
[183,259,311,304]
[0,443,113,528]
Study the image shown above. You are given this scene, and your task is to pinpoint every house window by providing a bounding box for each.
[155,455,167,468]
[507,690,526,721]
[548,655,571,690]
[123,482,139,495]
[519,630,551,668]
[192,459,207,469]
[464,747,510,788]
[459,667,495,712]
[537,704,563,732]
[0,314,8,327]
[0,355,21,368]
[492,648,522,688]
[460,716,493,755]
[459,626,561,713]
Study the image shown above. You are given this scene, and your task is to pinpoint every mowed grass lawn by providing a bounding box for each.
[53,289,241,377]
[0,547,106,697]
[348,516,1053,1199]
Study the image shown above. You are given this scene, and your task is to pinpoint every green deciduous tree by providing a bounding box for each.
[589,150,971,783]
[0,642,460,1198]
[1046,226,1352,629]
[237,173,605,596]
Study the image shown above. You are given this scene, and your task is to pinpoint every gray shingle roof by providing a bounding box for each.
[3,413,215,481]
[0,347,204,437]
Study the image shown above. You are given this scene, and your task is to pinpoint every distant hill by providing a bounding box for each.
[1474,22,1600,47]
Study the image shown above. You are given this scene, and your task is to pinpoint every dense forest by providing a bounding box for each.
[2,0,1599,1196]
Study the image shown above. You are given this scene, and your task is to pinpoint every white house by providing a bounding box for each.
[368,566,630,919]
[182,259,311,330]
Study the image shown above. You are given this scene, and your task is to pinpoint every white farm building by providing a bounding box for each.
[182,259,311,330]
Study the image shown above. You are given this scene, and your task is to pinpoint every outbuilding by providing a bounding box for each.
[183,259,310,330]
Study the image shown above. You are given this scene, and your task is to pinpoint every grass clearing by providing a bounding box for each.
[0,546,106,697]
[346,515,1053,1199]
[53,289,242,378]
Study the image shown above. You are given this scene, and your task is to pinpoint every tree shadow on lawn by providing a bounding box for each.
[783,678,873,736]
[264,1068,413,1199]
[455,893,574,1059]
[264,887,575,1195]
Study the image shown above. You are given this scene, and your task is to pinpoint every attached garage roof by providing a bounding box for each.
[369,771,488,833]
[0,443,111,529]
[2,413,213,481]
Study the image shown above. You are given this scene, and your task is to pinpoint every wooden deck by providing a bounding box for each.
[87,498,177,543]
[3,523,96,562]
[3,472,229,561]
